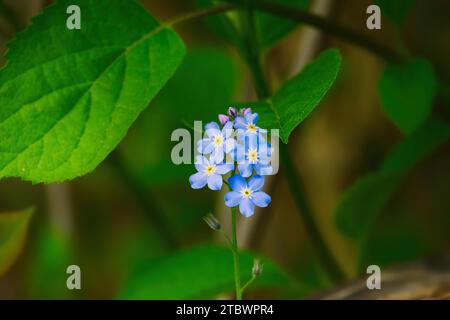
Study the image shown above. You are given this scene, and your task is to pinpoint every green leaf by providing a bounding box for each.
[377,0,416,26]
[335,118,450,240]
[119,245,294,299]
[0,208,33,277]
[0,0,185,183]
[242,49,341,143]
[378,59,438,135]
[199,0,310,49]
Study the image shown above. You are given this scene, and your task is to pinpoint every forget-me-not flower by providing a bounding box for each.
[197,121,235,163]
[234,134,273,177]
[224,174,271,217]
[189,155,234,190]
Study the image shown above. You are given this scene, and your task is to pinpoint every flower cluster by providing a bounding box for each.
[189,107,273,217]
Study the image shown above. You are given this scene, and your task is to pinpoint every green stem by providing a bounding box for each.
[223,0,403,63]
[238,5,346,283]
[279,144,345,282]
[231,206,242,300]
[240,275,256,295]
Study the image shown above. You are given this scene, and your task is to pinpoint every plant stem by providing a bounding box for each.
[109,151,180,249]
[168,3,233,28]
[279,144,345,282]
[222,0,403,63]
[231,206,242,300]
[241,275,256,294]
[238,5,346,283]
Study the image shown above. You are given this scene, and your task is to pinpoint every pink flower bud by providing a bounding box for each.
[241,108,252,115]
[227,107,237,117]
[218,114,229,125]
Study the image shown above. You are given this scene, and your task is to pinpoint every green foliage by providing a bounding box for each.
[199,0,309,49]
[378,59,438,135]
[359,218,426,270]
[26,228,74,299]
[246,49,341,143]
[376,0,416,26]
[335,118,450,240]
[0,208,33,277]
[120,245,294,299]
[0,0,185,183]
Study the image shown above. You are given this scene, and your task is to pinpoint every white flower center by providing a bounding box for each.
[213,134,224,146]
[246,123,257,133]
[205,165,216,175]
[240,187,253,199]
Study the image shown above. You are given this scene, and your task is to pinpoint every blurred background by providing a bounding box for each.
[0,0,449,299]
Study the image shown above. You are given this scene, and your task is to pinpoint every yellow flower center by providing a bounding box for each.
[214,135,224,146]
[247,123,257,133]
[241,188,252,198]
[248,149,258,162]
[206,165,216,175]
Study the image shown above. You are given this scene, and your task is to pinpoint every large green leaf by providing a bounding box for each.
[335,118,450,240]
[243,49,341,143]
[119,244,294,299]
[0,0,185,183]
[0,208,33,277]
[199,0,309,49]
[378,59,438,135]
[376,0,416,26]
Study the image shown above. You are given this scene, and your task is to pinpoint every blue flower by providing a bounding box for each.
[234,112,266,138]
[233,134,273,177]
[189,155,234,190]
[197,121,235,163]
[224,174,271,217]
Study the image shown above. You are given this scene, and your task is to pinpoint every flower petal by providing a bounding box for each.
[207,174,223,190]
[228,174,247,191]
[197,138,214,154]
[218,114,229,125]
[245,112,258,124]
[224,191,242,207]
[238,163,253,178]
[239,198,254,217]
[225,138,235,153]
[251,191,271,207]
[205,122,221,138]
[189,172,207,189]
[234,116,247,130]
[222,121,234,138]
[212,147,224,164]
[194,155,208,172]
[256,164,273,176]
[215,163,234,175]
[248,175,264,191]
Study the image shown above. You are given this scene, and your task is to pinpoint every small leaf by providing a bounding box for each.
[335,118,450,240]
[0,208,33,277]
[0,0,185,183]
[241,49,341,143]
[119,245,294,299]
[378,59,438,135]
[376,0,416,26]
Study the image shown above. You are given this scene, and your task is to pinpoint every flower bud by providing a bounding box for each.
[218,114,229,125]
[252,259,263,277]
[228,107,238,117]
[203,213,221,231]
[241,108,252,115]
